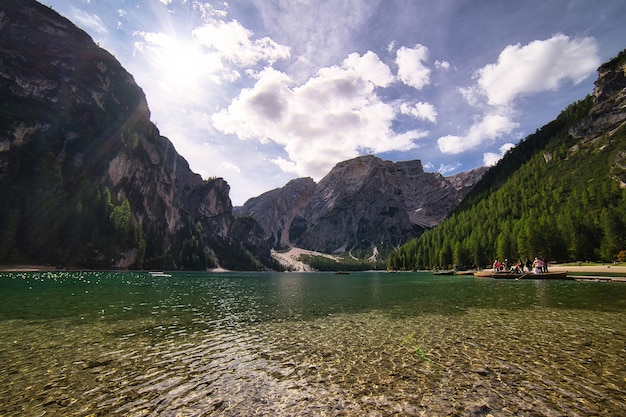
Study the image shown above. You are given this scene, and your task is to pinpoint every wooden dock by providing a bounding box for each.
[570,275,626,283]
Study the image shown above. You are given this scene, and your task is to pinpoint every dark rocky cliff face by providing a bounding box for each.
[233,177,317,250]
[237,155,486,256]
[0,1,274,270]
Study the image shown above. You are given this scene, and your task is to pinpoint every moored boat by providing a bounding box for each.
[473,269,497,278]
[520,271,570,280]
[149,271,172,277]
[473,270,570,280]
[492,272,530,279]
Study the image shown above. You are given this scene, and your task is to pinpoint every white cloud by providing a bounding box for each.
[192,20,290,67]
[219,161,241,173]
[69,7,108,34]
[192,2,228,20]
[395,44,431,90]
[212,52,427,179]
[437,114,519,154]
[444,34,599,161]
[435,60,450,70]
[133,16,290,92]
[130,14,294,110]
[483,143,515,166]
[475,34,600,106]
[400,102,437,123]
[343,51,394,87]
[438,162,462,175]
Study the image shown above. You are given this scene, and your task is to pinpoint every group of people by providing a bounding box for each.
[492,257,548,274]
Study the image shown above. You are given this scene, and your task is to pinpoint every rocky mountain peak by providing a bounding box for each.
[238,155,486,257]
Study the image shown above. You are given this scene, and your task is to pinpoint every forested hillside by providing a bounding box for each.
[387,51,626,270]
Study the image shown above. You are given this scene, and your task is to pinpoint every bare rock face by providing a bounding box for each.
[233,177,317,249]
[570,50,626,141]
[570,49,626,187]
[0,1,273,270]
[237,155,486,256]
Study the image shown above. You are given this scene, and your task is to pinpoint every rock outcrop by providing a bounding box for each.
[0,1,275,270]
[237,155,486,256]
[570,49,626,187]
[570,50,626,141]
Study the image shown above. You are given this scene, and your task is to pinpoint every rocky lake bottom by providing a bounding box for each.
[0,271,624,416]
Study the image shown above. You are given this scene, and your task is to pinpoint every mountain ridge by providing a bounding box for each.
[236,155,486,259]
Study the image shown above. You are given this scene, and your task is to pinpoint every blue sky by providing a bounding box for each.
[41,0,626,205]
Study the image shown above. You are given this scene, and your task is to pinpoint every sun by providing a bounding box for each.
[135,31,224,93]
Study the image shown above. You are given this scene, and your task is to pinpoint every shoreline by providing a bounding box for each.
[547,264,626,273]
[1,263,625,275]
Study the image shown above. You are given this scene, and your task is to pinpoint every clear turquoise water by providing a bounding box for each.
[0,271,624,416]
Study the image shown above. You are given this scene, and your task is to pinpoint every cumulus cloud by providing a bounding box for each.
[400,102,437,123]
[442,34,599,157]
[192,20,290,67]
[396,44,431,90]
[483,143,515,166]
[343,51,394,87]
[212,52,427,179]
[435,60,450,70]
[474,34,600,106]
[437,114,519,154]
[132,17,291,93]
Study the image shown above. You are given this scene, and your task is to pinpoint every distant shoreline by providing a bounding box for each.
[0,265,69,272]
[0,265,234,273]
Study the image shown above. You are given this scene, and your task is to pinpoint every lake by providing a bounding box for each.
[0,271,624,416]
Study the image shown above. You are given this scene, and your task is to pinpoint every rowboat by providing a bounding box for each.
[520,271,570,280]
[432,269,455,275]
[473,270,570,280]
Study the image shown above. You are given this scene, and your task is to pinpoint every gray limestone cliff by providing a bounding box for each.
[237,156,486,257]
